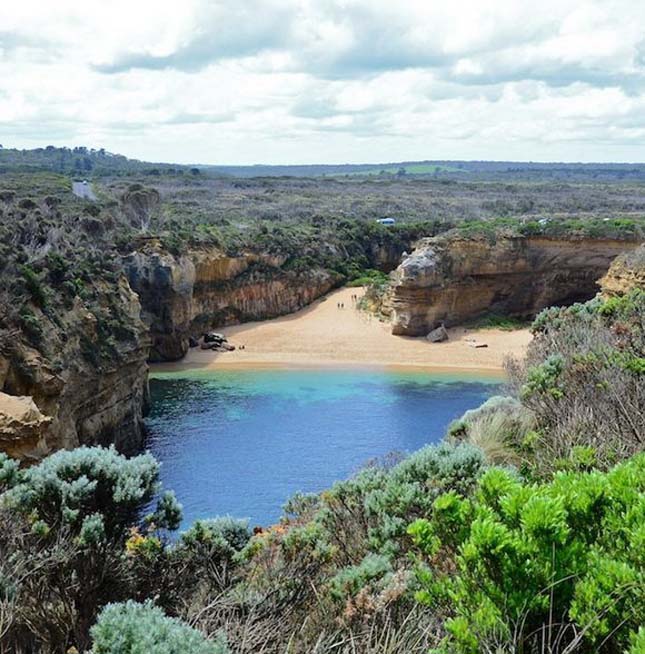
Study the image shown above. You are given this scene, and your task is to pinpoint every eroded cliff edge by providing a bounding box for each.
[0,276,150,460]
[390,234,642,336]
[599,243,645,296]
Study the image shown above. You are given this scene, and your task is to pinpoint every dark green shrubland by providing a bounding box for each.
[179,443,488,652]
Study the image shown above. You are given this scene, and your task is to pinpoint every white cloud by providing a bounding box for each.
[1,0,645,163]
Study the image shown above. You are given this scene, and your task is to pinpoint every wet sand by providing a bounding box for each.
[152,287,532,374]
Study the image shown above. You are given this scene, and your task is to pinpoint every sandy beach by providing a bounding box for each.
[152,287,532,374]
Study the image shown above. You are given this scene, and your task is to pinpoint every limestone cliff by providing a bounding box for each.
[390,234,642,336]
[599,244,645,296]
[125,243,342,361]
[0,276,149,461]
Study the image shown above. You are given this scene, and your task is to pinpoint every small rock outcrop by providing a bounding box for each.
[599,244,645,296]
[391,234,641,336]
[201,332,235,351]
[0,392,51,460]
[426,324,449,342]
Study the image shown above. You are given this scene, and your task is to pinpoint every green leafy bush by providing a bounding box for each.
[20,264,48,307]
[316,443,486,563]
[19,306,44,343]
[521,353,566,399]
[410,454,645,653]
[329,553,392,600]
[179,516,250,554]
[346,268,389,287]
[91,601,228,654]
[466,313,530,330]
[0,452,20,490]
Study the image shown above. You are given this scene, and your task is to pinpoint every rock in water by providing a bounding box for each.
[427,324,449,342]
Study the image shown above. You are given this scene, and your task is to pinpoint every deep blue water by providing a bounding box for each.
[146,368,500,529]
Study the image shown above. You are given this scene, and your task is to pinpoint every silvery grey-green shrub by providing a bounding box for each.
[1,446,181,542]
[91,601,228,654]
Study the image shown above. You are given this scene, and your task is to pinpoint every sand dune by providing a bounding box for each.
[153,287,532,374]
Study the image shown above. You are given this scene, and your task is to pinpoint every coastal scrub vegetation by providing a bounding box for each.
[0,155,644,652]
[0,284,643,653]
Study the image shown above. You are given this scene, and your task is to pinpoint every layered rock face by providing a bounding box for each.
[391,235,641,336]
[600,244,645,296]
[125,245,341,361]
[0,276,149,461]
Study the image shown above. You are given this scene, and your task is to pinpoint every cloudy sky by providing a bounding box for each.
[2,0,645,164]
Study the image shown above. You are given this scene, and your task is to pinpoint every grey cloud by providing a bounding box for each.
[94,2,294,73]
[418,80,506,103]
[308,20,447,77]
[92,2,526,78]
[302,110,397,138]
[291,93,388,120]
[635,39,645,67]
[605,111,645,130]
[0,32,25,52]
[294,4,557,79]
[0,119,79,141]
[162,111,235,125]
[445,56,645,96]
[93,0,629,94]
[291,97,339,119]
[0,31,54,60]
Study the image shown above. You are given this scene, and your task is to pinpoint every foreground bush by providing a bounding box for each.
[91,601,228,654]
[0,447,182,652]
[157,517,252,611]
[507,289,644,473]
[1,445,181,540]
[409,454,645,653]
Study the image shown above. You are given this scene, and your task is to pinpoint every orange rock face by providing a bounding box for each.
[390,234,641,336]
[125,245,342,361]
[599,244,645,297]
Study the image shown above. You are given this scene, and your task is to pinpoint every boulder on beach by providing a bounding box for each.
[426,324,449,343]
[213,343,236,352]
[204,332,226,344]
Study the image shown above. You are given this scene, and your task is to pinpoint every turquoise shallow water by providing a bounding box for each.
[146,367,501,529]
